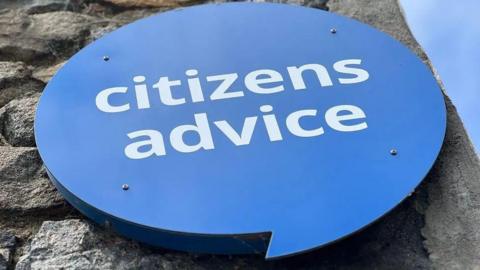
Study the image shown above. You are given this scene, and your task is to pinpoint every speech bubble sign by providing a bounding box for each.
[35,3,446,259]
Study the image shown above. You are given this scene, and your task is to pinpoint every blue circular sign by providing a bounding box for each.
[35,3,446,259]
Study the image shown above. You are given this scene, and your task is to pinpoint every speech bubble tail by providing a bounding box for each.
[265,230,322,260]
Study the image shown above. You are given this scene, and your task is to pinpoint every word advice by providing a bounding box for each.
[95,59,370,159]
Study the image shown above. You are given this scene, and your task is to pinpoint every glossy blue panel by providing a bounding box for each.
[35,3,446,259]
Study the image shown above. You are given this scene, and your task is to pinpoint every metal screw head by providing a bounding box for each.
[103,56,110,61]
[122,184,129,190]
[330,28,337,34]
[390,149,398,156]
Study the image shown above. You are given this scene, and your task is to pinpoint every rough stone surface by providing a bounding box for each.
[0,10,98,64]
[112,8,162,24]
[32,61,65,83]
[0,62,30,84]
[0,146,65,212]
[0,93,39,147]
[0,232,15,270]
[24,0,84,14]
[15,219,267,270]
[0,134,8,147]
[421,98,480,269]
[0,0,478,269]
[0,61,44,108]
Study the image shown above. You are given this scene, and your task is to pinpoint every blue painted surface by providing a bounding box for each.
[35,3,446,259]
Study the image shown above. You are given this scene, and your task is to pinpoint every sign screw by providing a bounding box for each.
[330,28,337,34]
[390,149,398,156]
[122,184,129,190]
[103,56,110,61]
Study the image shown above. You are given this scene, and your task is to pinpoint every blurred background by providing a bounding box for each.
[400,0,480,153]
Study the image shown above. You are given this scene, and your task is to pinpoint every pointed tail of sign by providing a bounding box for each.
[265,230,328,259]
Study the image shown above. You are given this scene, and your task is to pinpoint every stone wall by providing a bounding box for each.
[0,0,479,269]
